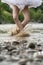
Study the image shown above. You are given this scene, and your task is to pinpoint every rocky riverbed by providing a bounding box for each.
[0,23,43,65]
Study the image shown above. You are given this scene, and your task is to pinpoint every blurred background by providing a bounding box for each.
[0,0,43,24]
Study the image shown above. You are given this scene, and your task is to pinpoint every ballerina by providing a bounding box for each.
[1,0,42,36]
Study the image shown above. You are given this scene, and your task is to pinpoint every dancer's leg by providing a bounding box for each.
[13,5,23,31]
[22,6,30,27]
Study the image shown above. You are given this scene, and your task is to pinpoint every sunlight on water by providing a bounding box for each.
[0,23,43,65]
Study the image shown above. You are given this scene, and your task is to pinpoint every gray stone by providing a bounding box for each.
[0,55,6,62]
[29,43,36,49]
[12,41,20,45]
[19,59,27,65]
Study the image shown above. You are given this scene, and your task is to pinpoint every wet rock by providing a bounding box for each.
[4,42,11,47]
[7,47,15,51]
[26,62,34,65]
[4,45,16,52]
[26,49,37,54]
[7,56,20,62]
[7,52,12,55]
[0,45,2,52]
[20,40,28,43]
[0,55,6,62]
[3,43,11,50]
[4,42,11,45]
[1,49,8,55]
[38,49,42,51]
[28,57,34,62]
[1,45,6,50]
[19,59,27,65]
[36,44,42,51]
[29,43,35,49]
[33,51,43,61]
[37,44,41,47]
[12,41,20,45]
[8,50,19,55]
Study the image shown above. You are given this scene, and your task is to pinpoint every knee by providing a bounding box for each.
[25,16,30,22]
[13,15,17,21]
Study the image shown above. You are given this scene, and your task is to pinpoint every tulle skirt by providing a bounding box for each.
[2,0,42,10]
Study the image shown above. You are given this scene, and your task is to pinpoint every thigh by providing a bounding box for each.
[12,5,20,18]
[22,6,30,18]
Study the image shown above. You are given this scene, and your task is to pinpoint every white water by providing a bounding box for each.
[0,23,43,65]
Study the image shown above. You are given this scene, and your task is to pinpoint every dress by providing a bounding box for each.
[1,0,43,10]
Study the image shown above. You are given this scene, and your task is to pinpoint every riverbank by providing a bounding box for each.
[0,23,43,65]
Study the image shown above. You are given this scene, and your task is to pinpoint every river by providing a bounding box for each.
[0,23,43,65]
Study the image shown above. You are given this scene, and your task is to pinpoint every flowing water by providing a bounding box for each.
[0,23,43,65]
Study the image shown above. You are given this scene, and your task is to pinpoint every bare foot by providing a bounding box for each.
[16,24,30,37]
[16,30,30,37]
[8,24,26,36]
[8,25,20,36]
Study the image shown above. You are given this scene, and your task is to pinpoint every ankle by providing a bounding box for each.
[22,21,29,28]
[22,23,25,28]
[17,25,23,31]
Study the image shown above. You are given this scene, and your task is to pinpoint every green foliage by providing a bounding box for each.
[29,8,43,22]
[29,7,43,22]
[19,12,24,22]
[0,0,43,23]
[1,10,14,23]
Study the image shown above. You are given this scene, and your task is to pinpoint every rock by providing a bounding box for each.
[0,55,6,62]
[20,40,28,43]
[28,58,34,62]
[26,62,31,65]
[9,56,20,62]
[3,42,11,50]
[33,51,43,61]
[8,50,19,55]
[4,42,11,46]
[4,41,11,44]
[38,49,42,51]
[41,51,43,55]
[19,58,27,65]
[1,45,6,50]
[29,43,35,49]
[8,52,12,55]
[1,49,8,55]
[37,44,41,47]
[0,45,2,52]
[26,62,34,65]
[7,47,15,51]
[36,44,42,51]
[4,45,16,52]
[34,52,40,58]
[26,49,37,53]
[12,41,20,45]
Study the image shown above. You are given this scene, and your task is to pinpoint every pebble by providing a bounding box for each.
[12,41,20,45]
[1,49,8,55]
[29,43,36,49]
[9,56,20,62]
[20,40,28,44]
[33,51,43,61]
[8,50,19,55]
[7,46,15,51]
[4,41,11,44]
[0,55,6,62]
[37,44,41,47]
[19,58,27,65]
[26,49,37,53]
